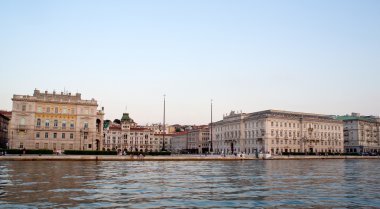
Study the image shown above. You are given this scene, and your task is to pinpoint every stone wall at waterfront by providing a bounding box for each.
[0,155,379,161]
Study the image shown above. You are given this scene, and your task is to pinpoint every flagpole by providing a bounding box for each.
[162,94,166,151]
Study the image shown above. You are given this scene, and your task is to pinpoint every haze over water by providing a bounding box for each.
[0,160,380,208]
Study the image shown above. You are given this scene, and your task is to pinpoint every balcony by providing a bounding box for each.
[17,125,28,131]
[81,127,89,133]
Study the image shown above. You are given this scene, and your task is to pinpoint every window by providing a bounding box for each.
[61,144,65,150]
[36,132,40,138]
[20,118,25,125]
[54,133,57,139]
[35,143,39,149]
[22,104,26,111]
[45,132,49,138]
[47,107,50,113]
[54,120,58,128]
[70,133,74,139]
[62,133,65,139]
[36,119,41,127]
[70,121,74,129]
[45,120,50,127]
[69,144,73,150]
[44,143,48,149]
[37,107,42,112]
[20,142,24,148]
[55,107,58,113]
[84,122,88,129]
[62,108,67,114]
[62,121,66,129]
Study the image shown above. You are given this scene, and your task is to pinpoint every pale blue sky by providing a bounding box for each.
[1,0,379,124]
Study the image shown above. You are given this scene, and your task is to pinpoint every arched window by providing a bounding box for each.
[36,119,41,127]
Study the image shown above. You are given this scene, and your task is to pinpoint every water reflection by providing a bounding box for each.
[0,160,379,208]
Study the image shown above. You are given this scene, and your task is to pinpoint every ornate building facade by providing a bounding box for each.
[337,113,380,153]
[187,126,209,154]
[103,113,173,152]
[9,89,104,151]
[213,110,344,155]
[0,113,10,149]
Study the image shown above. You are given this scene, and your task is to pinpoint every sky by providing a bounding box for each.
[0,0,380,125]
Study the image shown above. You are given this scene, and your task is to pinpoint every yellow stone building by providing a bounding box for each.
[9,89,104,151]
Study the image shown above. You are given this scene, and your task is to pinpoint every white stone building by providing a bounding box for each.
[213,110,344,155]
[9,89,104,151]
[154,133,174,151]
[187,126,210,154]
[337,113,380,153]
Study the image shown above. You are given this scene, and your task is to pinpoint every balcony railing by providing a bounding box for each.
[17,125,28,131]
[81,127,89,132]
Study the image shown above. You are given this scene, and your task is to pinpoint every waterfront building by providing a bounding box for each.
[154,133,174,151]
[213,110,344,155]
[142,123,171,134]
[187,126,210,154]
[104,113,162,152]
[103,123,122,151]
[170,131,189,153]
[337,113,380,153]
[9,89,104,151]
[0,113,10,149]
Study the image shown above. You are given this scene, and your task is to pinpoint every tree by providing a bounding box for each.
[113,119,121,124]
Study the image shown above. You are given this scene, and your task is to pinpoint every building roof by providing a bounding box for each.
[130,127,150,131]
[109,125,121,131]
[154,133,175,137]
[12,89,98,106]
[0,110,12,119]
[172,131,189,136]
[0,113,10,121]
[336,115,379,123]
[121,113,134,123]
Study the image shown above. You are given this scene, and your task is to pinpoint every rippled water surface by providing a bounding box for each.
[0,160,380,208]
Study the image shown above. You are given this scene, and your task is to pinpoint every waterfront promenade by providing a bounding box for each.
[0,154,379,161]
